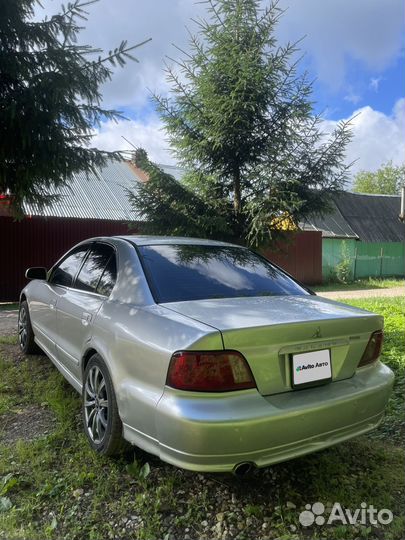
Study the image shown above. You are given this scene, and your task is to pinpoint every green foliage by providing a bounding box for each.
[0,496,12,513]
[127,149,234,240]
[1,474,18,496]
[126,457,151,481]
[129,0,352,247]
[336,241,353,283]
[343,297,405,444]
[0,0,150,213]
[353,161,404,195]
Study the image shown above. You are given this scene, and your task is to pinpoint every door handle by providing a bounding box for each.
[81,312,92,326]
[49,301,56,310]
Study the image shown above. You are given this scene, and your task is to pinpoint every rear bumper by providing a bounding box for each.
[155,361,394,472]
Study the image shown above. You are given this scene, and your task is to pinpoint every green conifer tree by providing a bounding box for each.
[129,0,352,247]
[0,0,150,213]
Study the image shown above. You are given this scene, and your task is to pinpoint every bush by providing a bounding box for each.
[336,241,352,283]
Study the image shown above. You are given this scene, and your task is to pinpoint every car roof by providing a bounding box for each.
[115,235,243,248]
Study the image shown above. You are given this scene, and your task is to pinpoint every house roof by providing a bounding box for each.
[333,191,404,242]
[302,192,405,242]
[22,160,177,221]
[301,199,358,239]
[21,161,405,243]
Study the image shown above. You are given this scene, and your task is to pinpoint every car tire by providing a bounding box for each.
[18,301,41,354]
[82,354,130,456]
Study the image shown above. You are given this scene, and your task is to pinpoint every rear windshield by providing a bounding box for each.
[138,244,308,303]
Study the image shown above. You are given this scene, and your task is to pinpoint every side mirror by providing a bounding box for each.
[25,267,47,280]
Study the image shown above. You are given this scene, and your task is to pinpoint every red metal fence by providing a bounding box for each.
[0,216,135,302]
[263,231,322,286]
[0,218,322,302]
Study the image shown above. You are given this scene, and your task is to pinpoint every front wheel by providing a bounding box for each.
[82,354,129,456]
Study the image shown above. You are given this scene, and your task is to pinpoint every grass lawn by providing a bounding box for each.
[0,297,404,540]
[312,278,404,293]
[0,303,18,312]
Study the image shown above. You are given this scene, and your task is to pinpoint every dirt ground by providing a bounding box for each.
[0,405,56,446]
[0,312,56,445]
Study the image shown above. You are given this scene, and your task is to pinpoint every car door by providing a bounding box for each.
[32,244,90,358]
[55,242,117,384]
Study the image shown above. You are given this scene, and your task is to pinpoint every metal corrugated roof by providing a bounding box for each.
[24,165,403,242]
[300,199,358,239]
[23,161,145,221]
[301,192,405,242]
[333,192,405,242]
[22,161,187,221]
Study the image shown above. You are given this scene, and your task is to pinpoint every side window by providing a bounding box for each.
[96,253,117,297]
[75,243,115,294]
[50,245,89,287]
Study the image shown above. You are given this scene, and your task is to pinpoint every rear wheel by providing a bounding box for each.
[82,354,129,456]
[18,301,41,354]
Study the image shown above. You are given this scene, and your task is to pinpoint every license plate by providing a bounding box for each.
[292,349,332,387]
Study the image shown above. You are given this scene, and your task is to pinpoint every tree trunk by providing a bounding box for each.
[233,169,242,215]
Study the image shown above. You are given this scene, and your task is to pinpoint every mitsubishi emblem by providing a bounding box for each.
[312,326,322,339]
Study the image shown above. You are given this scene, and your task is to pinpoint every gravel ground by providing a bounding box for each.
[0,334,57,446]
[317,286,404,300]
[0,309,18,335]
[0,405,56,446]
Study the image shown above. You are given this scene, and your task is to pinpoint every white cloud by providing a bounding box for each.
[36,0,404,107]
[369,77,382,92]
[323,98,405,181]
[344,89,362,105]
[35,0,204,110]
[92,115,176,165]
[92,99,405,181]
[36,1,405,180]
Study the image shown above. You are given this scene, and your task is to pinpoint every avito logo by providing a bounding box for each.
[299,502,393,527]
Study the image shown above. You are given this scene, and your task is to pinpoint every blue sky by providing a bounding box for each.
[38,0,405,181]
[306,55,403,120]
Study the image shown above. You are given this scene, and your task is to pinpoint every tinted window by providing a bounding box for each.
[138,245,308,303]
[96,254,117,296]
[50,245,89,287]
[75,243,115,293]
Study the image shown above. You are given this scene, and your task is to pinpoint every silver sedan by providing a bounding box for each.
[19,236,393,474]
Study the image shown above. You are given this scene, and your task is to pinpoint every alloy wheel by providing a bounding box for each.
[84,366,109,444]
[18,306,28,350]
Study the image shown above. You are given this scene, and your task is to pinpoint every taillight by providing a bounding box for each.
[166,351,256,392]
[358,330,384,368]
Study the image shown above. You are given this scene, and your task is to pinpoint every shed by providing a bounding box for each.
[302,192,405,280]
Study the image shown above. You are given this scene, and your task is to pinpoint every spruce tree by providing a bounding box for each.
[0,0,150,213]
[129,0,352,247]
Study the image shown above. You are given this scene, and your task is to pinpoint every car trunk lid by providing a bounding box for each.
[162,295,383,395]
